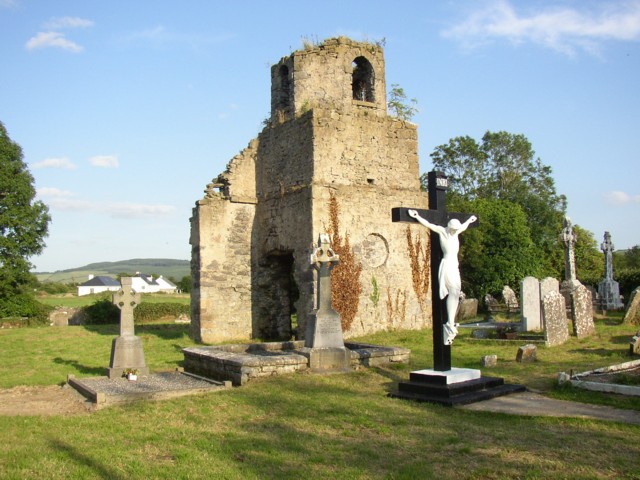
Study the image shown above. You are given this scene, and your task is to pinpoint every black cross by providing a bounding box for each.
[392,170,477,371]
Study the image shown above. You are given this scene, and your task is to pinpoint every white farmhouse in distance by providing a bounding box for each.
[131,273,177,294]
[77,275,121,296]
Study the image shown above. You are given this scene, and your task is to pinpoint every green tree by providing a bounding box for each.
[427,131,566,277]
[387,84,418,121]
[572,225,603,287]
[451,197,541,299]
[177,275,192,294]
[0,122,51,310]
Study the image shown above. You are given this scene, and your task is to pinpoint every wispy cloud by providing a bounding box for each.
[604,190,640,205]
[44,16,94,30]
[44,197,176,219]
[32,157,77,170]
[89,155,119,168]
[119,25,235,50]
[37,187,75,198]
[442,0,640,56]
[105,203,176,219]
[26,31,84,52]
[26,16,94,53]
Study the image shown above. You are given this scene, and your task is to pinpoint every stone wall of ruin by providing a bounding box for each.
[191,37,431,344]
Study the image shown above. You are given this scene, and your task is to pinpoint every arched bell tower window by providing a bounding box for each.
[274,64,291,112]
[352,56,375,102]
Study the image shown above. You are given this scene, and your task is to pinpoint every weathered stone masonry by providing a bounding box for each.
[191,37,431,344]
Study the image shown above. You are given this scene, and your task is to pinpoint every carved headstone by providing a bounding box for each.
[560,216,582,305]
[598,231,624,310]
[521,276,541,331]
[502,286,519,312]
[542,291,569,347]
[301,234,350,372]
[570,284,595,338]
[107,278,149,379]
[623,287,640,326]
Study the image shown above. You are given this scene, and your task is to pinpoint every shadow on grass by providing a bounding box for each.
[49,438,124,479]
[53,357,105,376]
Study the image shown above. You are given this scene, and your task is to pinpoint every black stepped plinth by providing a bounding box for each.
[390,373,525,407]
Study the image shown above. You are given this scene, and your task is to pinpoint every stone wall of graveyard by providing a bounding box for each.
[191,37,431,344]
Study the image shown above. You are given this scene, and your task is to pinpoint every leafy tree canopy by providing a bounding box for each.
[451,197,541,298]
[0,121,51,300]
[572,224,603,287]
[426,131,567,278]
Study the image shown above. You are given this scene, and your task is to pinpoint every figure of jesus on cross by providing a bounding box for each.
[392,170,478,371]
[407,209,476,345]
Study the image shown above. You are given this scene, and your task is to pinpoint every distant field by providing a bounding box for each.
[35,258,190,283]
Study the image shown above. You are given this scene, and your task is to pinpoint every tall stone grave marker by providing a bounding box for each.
[521,276,542,331]
[623,287,640,326]
[570,284,595,338]
[598,231,624,310]
[301,233,350,372]
[560,216,582,302]
[542,290,569,347]
[107,278,149,379]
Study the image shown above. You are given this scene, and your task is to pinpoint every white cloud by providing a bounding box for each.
[44,197,176,219]
[442,0,640,56]
[44,16,94,30]
[103,203,176,219]
[25,31,83,53]
[31,157,77,170]
[37,187,75,198]
[89,155,119,168]
[604,190,640,205]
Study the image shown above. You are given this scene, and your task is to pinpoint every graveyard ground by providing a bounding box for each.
[0,313,639,478]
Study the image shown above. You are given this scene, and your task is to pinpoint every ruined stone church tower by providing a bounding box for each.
[190,37,430,344]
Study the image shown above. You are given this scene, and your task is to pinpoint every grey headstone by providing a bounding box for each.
[481,355,498,367]
[516,344,537,363]
[521,276,541,331]
[570,284,595,338]
[502,286,519,311]
[542,291,569,347]
[456,298,478,321]
[623,287,640,326]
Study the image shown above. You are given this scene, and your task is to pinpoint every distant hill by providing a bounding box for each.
[35,258,190,284]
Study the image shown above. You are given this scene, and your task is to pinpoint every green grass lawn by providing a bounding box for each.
[0,315,639,479]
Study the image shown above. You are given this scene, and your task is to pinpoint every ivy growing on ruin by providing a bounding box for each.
[406,225,430,312]
[327,193,362,332]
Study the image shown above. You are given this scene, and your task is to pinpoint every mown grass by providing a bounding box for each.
[0,314,639,479]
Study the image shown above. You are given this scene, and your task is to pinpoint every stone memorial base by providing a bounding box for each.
[390,368,525,406]
[299,346,351,373]
[107,335,150,379]
[183,340,410,386]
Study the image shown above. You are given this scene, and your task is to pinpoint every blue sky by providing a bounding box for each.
[1,0,639,273]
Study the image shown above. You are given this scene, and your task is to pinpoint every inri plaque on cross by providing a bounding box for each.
[392,170,477,371]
